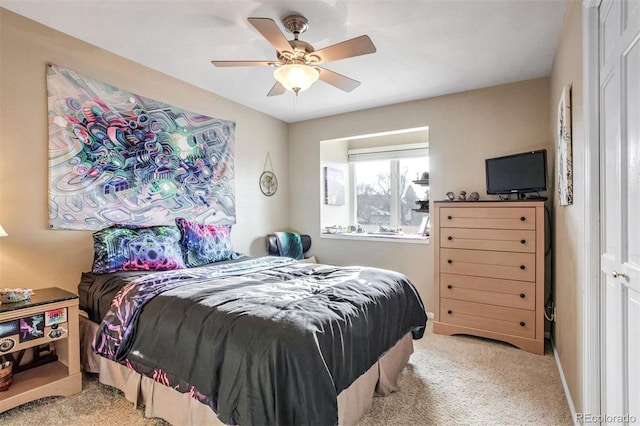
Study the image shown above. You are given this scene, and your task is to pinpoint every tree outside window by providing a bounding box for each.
[353,157,428,233]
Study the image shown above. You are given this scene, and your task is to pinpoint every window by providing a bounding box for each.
[320,128,429,242]
[349,144,429,234]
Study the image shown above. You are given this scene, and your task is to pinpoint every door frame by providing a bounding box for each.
[582,0,602,418]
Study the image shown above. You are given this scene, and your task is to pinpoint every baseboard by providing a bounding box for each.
[550,337,578,425]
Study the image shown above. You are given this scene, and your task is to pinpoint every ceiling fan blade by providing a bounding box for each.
[267,81,286,97]
[247,17,292,53]
[211,60,274,67]
[313,35,376,64]
[317,67,361,92]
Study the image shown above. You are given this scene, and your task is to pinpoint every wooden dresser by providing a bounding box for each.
[432,200,546,354]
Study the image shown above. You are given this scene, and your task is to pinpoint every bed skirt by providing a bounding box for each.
[79,313,413,426]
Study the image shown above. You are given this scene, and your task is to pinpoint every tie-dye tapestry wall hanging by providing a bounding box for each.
[47,64,236,230]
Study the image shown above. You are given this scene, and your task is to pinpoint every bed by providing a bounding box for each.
[78,253,427,426]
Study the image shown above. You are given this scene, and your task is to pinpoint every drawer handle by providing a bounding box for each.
[447,236,453,240]
[447,215,452,220]
[521,239,526,244]
[447,310,453,315]
[447,259,453,264]
[520,265,526,270]
[520,293,526,299]
[520,216,526,221]
[520,321,526,327]
[447,285,453,289]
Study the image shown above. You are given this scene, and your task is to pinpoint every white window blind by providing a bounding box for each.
[348,143,428,162]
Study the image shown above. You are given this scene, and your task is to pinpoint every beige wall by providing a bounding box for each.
[549,0,584,414]
[0,9,289,293]
[289,78,551,309]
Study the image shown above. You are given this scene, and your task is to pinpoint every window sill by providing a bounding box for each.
[320,232,430,244]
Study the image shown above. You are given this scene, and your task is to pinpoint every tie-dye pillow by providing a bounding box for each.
[175,217,234,267]
[92,225,185,274]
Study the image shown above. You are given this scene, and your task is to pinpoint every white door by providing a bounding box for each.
[599,0,640,422]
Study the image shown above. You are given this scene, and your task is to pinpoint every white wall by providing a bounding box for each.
[0,9,289,293]
[289,78,550,309]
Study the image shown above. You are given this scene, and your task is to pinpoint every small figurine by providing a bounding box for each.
[468,191,480,201]
[445,191,455,201]
[457,191,467,201]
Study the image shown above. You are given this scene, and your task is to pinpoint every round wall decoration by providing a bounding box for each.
[259,171,278,196]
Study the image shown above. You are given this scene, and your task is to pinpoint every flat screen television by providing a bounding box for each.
[485,149,547,197]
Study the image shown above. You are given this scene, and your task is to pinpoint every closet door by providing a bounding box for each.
[599,0,640,421]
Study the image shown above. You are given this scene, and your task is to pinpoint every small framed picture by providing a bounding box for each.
[418,216,430,236]
[19,314,45,342]
[324,166,345,205]
[45,308,68,326]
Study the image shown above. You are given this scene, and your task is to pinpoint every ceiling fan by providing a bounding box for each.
[211,15,376,96]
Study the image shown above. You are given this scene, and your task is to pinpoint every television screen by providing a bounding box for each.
[485,149,547,195]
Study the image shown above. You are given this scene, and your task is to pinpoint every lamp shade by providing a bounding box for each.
[273,64,319,94]
[0,224,6,237]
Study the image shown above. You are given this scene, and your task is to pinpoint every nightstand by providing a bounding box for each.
[0,287,82,412]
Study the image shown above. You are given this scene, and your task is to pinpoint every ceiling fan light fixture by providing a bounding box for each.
[273,64,319,94]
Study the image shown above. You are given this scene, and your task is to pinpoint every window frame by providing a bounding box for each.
[344,143,429,241]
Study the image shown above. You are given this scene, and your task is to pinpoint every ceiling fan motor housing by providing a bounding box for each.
[282,15,309,36]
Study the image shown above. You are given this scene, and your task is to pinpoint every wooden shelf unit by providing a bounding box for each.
[432,201,546,354]
[0,288,82,413]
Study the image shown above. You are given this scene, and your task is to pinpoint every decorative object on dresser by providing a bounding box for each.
[0,289,34,304]
[0,287,81,412]
[0,358,12,391]
[432,201,546,354]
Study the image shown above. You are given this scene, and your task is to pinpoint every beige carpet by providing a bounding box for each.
[0,324,572,425]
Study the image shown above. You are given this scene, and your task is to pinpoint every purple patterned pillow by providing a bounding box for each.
[175,218,234,267]
[92,225,185,274]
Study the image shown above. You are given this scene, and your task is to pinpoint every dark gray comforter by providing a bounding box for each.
[80,257,427,426]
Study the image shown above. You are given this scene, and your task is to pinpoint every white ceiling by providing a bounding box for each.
[1,0,567,123]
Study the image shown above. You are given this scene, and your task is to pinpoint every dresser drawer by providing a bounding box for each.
[440,273,535,310]
[440,298,535,338]
[439,207,536,230]
[440,228,536,253]
[440,248,536,281]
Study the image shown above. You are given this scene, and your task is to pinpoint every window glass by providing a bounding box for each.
[354,160,391,232]
[400,158,429,233]
[353,157,428,234]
